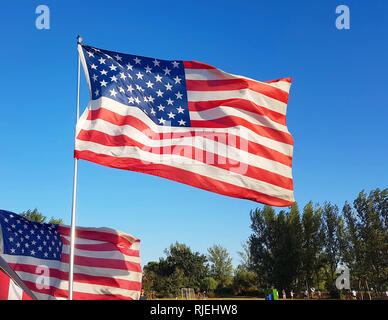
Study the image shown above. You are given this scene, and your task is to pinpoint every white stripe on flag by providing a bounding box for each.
[8,279,23,300]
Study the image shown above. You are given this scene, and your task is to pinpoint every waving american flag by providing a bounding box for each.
[0,210,142,300]
[75,44,294,206]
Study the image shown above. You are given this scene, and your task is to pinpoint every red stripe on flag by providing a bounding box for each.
[186,79,289,104]
[22,291,32,300]
[190,116,294,145]
[0,271,11,300]
[183,61,217,69]
[264,77,292,84]
[188,100,287,126]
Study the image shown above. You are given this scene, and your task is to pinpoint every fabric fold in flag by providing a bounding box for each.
[0,269,33,300]
[75,44,295,206]
[0,210,142,300]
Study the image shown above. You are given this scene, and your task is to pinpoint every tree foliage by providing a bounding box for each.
[207,244,233,287]
[249,205,305,291]
[143,242,208,297]
[342,189,388,291]
[142,188,387,298]
[20,208,63,225]
[232,268,259,296]
[248,188,388,296]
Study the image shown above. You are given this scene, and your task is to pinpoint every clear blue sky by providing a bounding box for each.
[1,0,387,267]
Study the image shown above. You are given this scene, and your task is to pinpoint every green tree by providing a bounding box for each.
[142,261,159,296]
[342,189,388,292]
[236,241,252,270]
[159,268,185,298]
[271,210,298,291]
[158,242,208,294]
[249,205,277,289]
[321,202,345,295]
[286,203,304,291]
[20,208,63,225]
[342,201,362,286]
[249,205,303,292]
[247,190,387,298]
[300,202,324,293]
[232,268,259,296]
[207,245,233,287]
[200,277,218,293]
[143,261,186,298]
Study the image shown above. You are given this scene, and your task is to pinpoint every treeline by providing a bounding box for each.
[142,242,236,298]
[142,188,388,298]
[249,188,387,297]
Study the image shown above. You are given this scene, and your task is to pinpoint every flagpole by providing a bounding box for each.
[68,35,82,300]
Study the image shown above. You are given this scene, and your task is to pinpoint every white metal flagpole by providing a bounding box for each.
[68,35,83,300]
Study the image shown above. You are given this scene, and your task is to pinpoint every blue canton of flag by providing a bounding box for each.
[80,44,191,127]
[0,210,62,261]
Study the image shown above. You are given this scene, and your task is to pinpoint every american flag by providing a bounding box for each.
[0,210,142,300]
[75,44,294,206]
[0,270,33,300]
